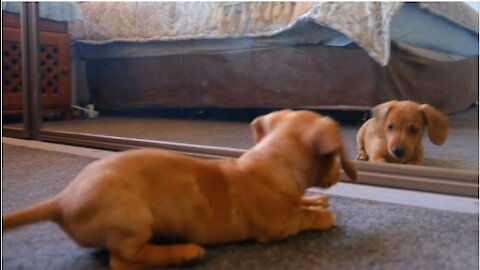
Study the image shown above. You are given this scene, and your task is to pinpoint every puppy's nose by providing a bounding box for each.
[392,147,405,158]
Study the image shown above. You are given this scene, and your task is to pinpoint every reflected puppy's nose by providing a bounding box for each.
[392,147,404,158]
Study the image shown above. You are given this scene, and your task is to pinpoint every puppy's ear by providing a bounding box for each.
[310,117,357,180]
[251,116,266,143]
[339,149,357,181]
[251,109,293,143]
[420,104,449,145]
[311,117,343,155]
[372,100,397,121]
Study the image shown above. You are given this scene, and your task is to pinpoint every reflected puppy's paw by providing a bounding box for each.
[356,150,368,161]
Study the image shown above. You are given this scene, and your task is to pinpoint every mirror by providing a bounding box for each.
[4,3,477,176]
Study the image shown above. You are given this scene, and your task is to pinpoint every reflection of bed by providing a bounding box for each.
[74,2,478,114]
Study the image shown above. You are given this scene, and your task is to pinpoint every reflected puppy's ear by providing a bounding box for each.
[372,100,397,121]
[420,104,449,145]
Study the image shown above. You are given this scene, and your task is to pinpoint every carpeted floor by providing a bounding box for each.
[2,144,478,270]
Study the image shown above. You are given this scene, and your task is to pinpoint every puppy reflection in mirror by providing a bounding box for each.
[356,100,449,165]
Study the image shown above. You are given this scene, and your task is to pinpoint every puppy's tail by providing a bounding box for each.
[2,196,61,231]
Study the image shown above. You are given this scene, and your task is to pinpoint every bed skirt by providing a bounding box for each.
[84,43,478,114]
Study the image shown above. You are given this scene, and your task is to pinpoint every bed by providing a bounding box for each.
[11,2,480,114]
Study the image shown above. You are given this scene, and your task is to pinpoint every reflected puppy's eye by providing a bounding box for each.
[387,124,394,131]
[409,126,419,135]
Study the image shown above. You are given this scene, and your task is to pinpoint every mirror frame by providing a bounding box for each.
[6,3,478,198]
[34,130,478,197]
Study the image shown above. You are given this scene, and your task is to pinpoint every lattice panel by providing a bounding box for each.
[3,41,22,94]
[40,45,60,95]
[2,42,60,95]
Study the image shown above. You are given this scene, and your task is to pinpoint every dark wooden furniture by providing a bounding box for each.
[2,11,72,119]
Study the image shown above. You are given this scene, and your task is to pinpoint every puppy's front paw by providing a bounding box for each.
[356,150,368,161]
[302,194,329,207]
[406,159,423,165]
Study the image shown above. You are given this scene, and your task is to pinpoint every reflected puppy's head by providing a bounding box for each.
[250,109,357,187]
[373,100,449,162]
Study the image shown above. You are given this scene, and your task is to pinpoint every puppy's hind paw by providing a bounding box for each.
[310,207,336,230]
[182,244,206,262]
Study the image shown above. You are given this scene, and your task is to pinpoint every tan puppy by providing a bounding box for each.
[3,109,357,270]
[356,100,449,164]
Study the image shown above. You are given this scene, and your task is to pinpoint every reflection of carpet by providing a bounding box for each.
[2,145,478,270]
[31,106,478,171]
